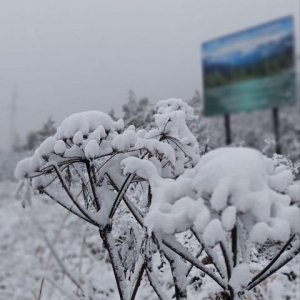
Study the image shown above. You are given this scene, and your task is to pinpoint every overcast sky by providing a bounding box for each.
[0,0,299,150]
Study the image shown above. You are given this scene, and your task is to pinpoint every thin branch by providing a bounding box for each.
[131,176,147,183]
[72,162,94,202]
[43,277,78,300]
[146,269,168,300]
[162,235,227,290]
[219,240,234,298]
[44,236,83,293]
[130,261,146,300]
[109,151,147,218]
[163,246,188,300]
[34,158,84,176]
[247,234,296,288]
[43,189,95,226]
[185,246,204,277]
[164,117,171,132]
[92,148,138,161]
[166,136,189,158]
[191,229,227,280]
[247,239,300,291]
[37,206,75,300]
[109,172,136,218]
[105,173,144,226]
[232,226,238,268]
[220,241,232,280]
[85,161,100,211]
[52,164,98,226]
[71,154,117,202]
[77,236,86,295]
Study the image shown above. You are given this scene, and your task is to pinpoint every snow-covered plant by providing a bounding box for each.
[15,98,299,300]
[123,147,300,299]
[15,98,200,299]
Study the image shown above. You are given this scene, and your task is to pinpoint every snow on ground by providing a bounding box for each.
[0,179,299,300]
[0,180,119,300]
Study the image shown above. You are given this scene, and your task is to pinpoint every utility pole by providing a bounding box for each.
[9,86,18,150]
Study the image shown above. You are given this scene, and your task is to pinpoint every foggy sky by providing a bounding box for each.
[0,0,299,150]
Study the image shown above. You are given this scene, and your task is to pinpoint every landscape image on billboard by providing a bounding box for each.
[202,16,296,116]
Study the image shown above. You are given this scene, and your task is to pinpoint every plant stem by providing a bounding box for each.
[99,226,128,300]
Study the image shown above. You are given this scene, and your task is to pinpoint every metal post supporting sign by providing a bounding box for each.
[272,107,281,154]
[224,114,231,145]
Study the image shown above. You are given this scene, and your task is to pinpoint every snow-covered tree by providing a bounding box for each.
[15,98,299,299]
[24,116,56,150]
[122,90,153,128]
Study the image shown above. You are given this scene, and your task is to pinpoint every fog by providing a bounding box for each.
[0,0,299,150]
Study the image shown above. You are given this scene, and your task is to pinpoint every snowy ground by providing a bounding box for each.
[0,180,118,300]
[1,180,299,300]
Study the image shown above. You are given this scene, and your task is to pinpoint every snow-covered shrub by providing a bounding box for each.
[15,98,199,299]
[15,98,299,300]
[127,146,300,298]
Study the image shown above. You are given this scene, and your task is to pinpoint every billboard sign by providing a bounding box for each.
[202,16,296,116]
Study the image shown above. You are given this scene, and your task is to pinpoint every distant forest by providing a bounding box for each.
[204,50,294,89]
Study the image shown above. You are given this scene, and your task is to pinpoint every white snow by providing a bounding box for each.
[54,140,66,154]
[193,206,211,233]
[121,147,299,250]
[73,131,84,145]
[111,129,137,152]
[192,147,268,212]
[250,219,291,243]
[135,138,176,166]
[229,263,252,292]
[145,197,205,235]
[121,157,160,183]
[287,183,300,203]
[269,169,293,192]
[55,111,124,139]
[210,178,230,211]
[64,144,85,158]
[14,157,31,179]
[250,222,271,244]
[155,98,194,121]
[248,189,271,222]
[38,136,56,157]
[221,206,237,231]
[277,206,300,233]
[84,140,100,159]
[203,219,226,247]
